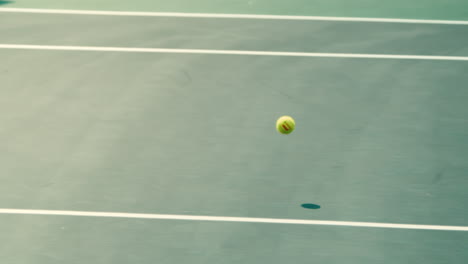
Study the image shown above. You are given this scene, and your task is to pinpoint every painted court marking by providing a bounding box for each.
[1,44,468,61]
[0,209,467,231]
[1,7,468,25]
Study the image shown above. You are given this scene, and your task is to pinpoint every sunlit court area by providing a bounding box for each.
[1,0,468,263]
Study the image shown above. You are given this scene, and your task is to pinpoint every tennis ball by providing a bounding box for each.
[276,116,295,134]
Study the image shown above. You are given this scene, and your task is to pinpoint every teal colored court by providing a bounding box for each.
[0,1,468,263]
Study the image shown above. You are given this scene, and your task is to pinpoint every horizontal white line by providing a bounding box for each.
[0,208,467,231]
[1,7,468,25]
[1,44,468,61]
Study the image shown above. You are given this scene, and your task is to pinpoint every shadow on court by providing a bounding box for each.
[301,203,321,210]
[0,1,13,5]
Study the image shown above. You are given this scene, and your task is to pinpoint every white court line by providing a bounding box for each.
[1,44,468,61]
[1,7,468,25]
[0,208,467,231]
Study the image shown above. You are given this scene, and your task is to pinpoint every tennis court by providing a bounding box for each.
[1,1,468,263]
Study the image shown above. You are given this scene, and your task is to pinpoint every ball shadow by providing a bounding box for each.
[301,203,321,210]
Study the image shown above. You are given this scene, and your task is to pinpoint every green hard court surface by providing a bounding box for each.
[1,0,468,263]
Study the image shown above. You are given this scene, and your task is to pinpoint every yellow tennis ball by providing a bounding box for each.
[276,116,295,134]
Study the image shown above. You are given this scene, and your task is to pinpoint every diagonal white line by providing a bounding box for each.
[1,44,468,61]
[0,208,467,231]
[1,7,468,25]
